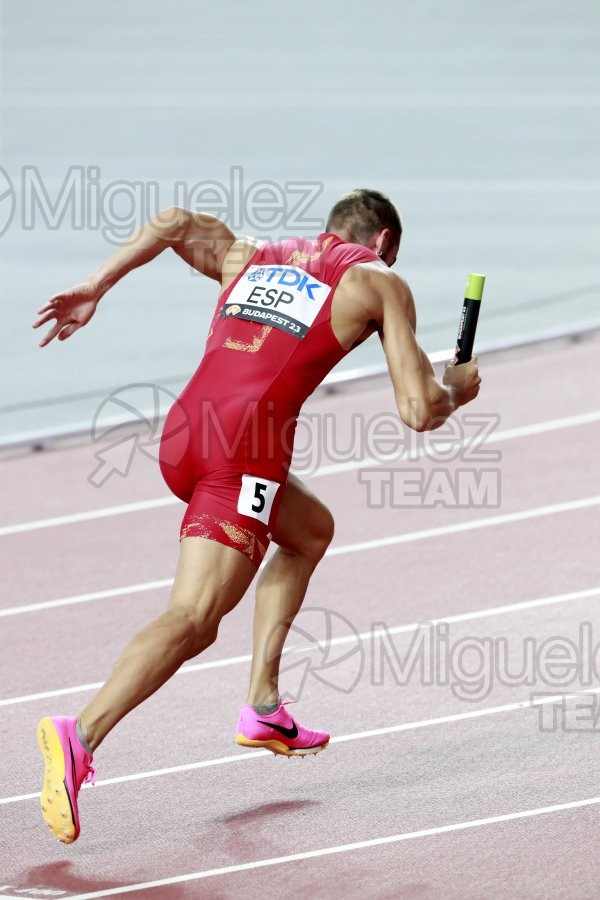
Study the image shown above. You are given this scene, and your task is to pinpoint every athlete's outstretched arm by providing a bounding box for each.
[380,274,480,431]
[33,208,235,347]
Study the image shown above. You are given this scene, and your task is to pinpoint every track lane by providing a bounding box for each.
[1,701,599,894]
[1,337,598,897]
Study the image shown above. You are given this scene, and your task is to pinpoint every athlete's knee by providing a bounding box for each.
[298,501,335,563]
[166,606,220,659]
[187,610,221,658]
[316,503,335,552]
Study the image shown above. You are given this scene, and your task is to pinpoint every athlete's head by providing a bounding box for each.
[326,188,402,267]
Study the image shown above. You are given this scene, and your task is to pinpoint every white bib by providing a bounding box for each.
[220,264,330,339]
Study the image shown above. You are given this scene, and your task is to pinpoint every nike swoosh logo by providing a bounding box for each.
[64,739,77,821]
[256,719,298,739]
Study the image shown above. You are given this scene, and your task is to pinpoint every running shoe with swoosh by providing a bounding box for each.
[37,716,95,843]
[235,700,329,756]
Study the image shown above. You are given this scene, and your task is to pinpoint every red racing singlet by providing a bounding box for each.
[159,232,378,562]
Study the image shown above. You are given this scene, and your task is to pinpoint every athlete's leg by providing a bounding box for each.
[79,537,256,752]
[246,474,335,707]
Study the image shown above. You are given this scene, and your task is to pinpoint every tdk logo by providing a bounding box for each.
[246,266,323,300]
[247,267,266,283]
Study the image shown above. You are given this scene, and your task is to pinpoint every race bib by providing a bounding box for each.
[220,265,330,339]
[237,475,280,525]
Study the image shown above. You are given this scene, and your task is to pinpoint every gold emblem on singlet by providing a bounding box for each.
[223,324,272,353]
[285,235,334,267]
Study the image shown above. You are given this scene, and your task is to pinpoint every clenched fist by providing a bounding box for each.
[443,357,481,407]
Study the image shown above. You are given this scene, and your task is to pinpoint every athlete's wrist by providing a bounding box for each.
[445,384,460,413]
[86,272,111,303]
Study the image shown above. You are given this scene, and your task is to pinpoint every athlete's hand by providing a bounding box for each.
[443,357,481,406]
[33,280,101,347]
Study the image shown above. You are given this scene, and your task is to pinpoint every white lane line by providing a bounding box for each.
[328,494,600,557]
[1,584,599,708]
[0,497,177,537]
[291,586,600,654]
[2,486,599,621]
[33,795,600,899]
[0,750,266,805]
[3,686,600,808]
[0,681,107,708]
[483,409,600,442]
[1,409,598,537]
[0,652,255,707]
[0,895,37,900]
[0,893,65,900]
[316,409,600,477]
[0,579,173,618]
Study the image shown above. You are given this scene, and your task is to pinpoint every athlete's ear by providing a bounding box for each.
[373,228,391,258]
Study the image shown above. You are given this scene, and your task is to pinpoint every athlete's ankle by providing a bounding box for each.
[246,691,279,710]
[76,716,96,755]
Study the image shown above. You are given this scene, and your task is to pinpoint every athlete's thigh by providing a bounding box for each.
[270,473,334,555]
[168,536,257,622]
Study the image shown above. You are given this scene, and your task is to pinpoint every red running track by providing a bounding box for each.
[1,335,600,899]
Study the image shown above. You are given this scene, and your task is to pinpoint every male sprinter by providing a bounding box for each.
[33,189,480,842]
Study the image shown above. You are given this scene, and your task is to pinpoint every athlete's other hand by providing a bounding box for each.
[33,280,101,347]
[443,357,481,406]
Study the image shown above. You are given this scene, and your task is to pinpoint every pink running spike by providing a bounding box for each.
[37,716,95,843]
[235,699,330,757]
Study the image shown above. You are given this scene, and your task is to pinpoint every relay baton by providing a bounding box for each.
[453,273,486,364]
